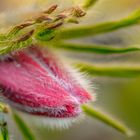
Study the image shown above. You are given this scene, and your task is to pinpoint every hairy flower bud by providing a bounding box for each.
[0,45,93,120]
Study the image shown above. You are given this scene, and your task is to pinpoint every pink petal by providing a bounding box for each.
[0,45,92,118]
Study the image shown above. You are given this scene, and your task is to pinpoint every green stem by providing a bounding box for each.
[74,62,140,77]
[54,42,140,54]
[12,112,36,140]
[82,105,133,136]
[59,8,140,39]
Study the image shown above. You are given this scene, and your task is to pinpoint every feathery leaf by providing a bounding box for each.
[59,8,140,39]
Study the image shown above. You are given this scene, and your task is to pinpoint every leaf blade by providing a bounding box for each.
[12,112,36,140]
[74,62,140,77]
[82,105,133,136]
[55,42,140,54]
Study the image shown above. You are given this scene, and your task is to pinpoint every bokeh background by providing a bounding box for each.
[0,0,140,140]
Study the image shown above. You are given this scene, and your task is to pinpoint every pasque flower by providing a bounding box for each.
[0,5,92,120]
[0,1,134,137]
[0,45,92,118]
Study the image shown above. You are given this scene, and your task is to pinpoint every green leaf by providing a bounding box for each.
[74,62,140,77]
[82,105,133,136]
[59,8,140,39]
[83,0,98,9]
[12,112,36,140]
[54,42,140,54]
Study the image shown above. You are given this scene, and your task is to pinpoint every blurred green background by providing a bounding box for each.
[1,0,140,140]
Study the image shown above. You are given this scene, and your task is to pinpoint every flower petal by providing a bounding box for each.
[0,45,92,118]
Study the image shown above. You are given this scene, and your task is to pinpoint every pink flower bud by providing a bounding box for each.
[0,45,93,119]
